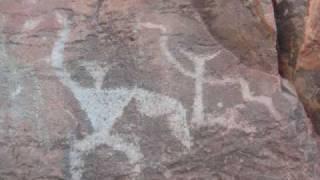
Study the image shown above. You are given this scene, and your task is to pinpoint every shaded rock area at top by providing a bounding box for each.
[274,0,320,134]
[0,0,319,179]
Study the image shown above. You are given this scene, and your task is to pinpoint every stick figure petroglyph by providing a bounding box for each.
[50,14,192,180]
[139,22,282,128]
[50,11,282,179]
[139,22,221,126]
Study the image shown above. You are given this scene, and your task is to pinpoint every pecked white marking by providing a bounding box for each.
[207,104,257,134]
[204,76,281,120]
[139,23,195,78]
[51,15,192,180]
[51,14,142,180]
[23,17,42,31]
[239,78,282,121]
[140,21,282,129]
[139,22,222,126]
[11,85,23,98]
[179,49,221,126]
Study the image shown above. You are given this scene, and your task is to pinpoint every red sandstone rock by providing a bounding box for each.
[0,0,319,179]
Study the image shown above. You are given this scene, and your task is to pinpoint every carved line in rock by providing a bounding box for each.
[207,104,257,134]
[205,77,282,121]
[1,20,46,141]
[50,13,192,180]
[0,27,7,130]
[138,22,222,126]
[139,22,282,129]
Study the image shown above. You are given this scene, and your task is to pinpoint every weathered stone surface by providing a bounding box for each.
[275,0,320,133]
[194,0,278,74]
[0,0,319,180]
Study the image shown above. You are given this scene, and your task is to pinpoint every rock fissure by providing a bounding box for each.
[273,0,320,135]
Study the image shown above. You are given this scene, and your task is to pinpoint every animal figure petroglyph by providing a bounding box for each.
[50,14,192,180]
[139,22,281,128]
[50,11,281,179]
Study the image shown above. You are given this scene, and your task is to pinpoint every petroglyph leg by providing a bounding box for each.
[69,149,84,180]
[70,130,143,180]
[239,78,282,120]
[133,88,192,149]
[192,59,205,126]
[50,12,79,90]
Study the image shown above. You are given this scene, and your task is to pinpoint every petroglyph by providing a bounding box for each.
[0,22,9,68]
[51,14,281,179]
[139,22,221,126]
[140,23,195,78]
[179,49,221,126]
[205,77,282,120]
[11,85,23,99]
[50,14,192,180]
[23,17,42,31]
[0,24,45,142]
[239,78,282,120]
[140,22,282,128]
[207,104,257,133]
[81,61,117,89]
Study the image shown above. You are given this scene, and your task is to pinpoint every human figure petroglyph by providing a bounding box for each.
[139,22,221,126]
[139,22,282,128]
[50,14,192,180]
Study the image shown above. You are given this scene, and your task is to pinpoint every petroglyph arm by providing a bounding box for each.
[179,48,222,63]
[139,22,168,33]
[51,13,69,70]
[204,76,238,86]
[50,12,81,91]
[239,78,282,120]
[139,22,195,78]
[133,88,192,149]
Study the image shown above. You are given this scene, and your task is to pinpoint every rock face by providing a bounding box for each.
[274,0,320,133]
[274,0,308,79]
[0,0,319,179]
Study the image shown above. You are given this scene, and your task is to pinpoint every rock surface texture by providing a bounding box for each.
[275,0,320,134]
[0,0,319,179]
